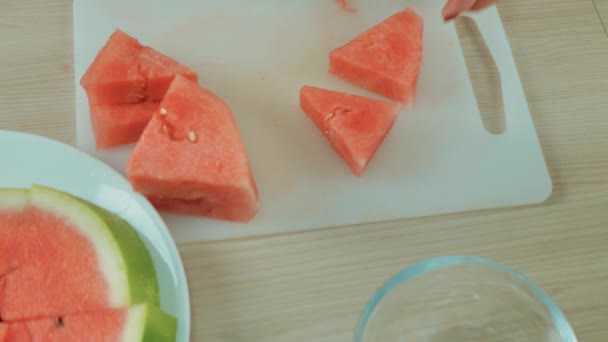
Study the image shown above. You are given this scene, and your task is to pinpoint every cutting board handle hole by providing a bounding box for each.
[455,16,505,135]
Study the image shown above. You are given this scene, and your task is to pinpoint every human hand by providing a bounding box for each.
[442,0,499,21]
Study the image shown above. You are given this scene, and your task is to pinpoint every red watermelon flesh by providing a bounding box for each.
[0,323,7,341]
[0,205,115,321]
[126,75,260,222]
[80,29,199,105]
[4,322,33,342]
[0,186,175,341]
[139,46,199,101]
[15,306,125,341]
[0,189,29,296]
[300,85,400,176]
[89,102,160,149]
[146,194,252,221]
[3,322,30,342]
[80,29,146,105]
[1,304,177,342]
[329,8,424,106]
[0,185,160,323]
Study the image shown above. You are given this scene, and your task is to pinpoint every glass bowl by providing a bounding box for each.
[355,256,577,342]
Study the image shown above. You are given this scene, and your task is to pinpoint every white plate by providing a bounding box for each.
[0,129,190,342]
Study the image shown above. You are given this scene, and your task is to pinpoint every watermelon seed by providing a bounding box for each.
[162,124,169,134]
[160,107,168,116]
[188,131,197,143]
[323,112,335,134]
[56,317,64,328]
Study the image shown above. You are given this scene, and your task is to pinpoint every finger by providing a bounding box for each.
[470,0,498,11]
[442,0,477,21]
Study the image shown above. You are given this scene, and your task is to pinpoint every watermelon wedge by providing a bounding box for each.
[329,8,424,106]
[89,102,160,149]
[0,185,159,322]
[3,303,176,342]
[300,85,400,176]
[126,75,260,222]
[80,29,198,105]
[80,29,199,150]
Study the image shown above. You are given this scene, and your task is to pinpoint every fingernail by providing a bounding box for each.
[442,1,461,21]
[443,13,457,22]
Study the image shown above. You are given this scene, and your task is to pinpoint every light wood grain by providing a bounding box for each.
[1,0,608,341]
[0,0,74,145]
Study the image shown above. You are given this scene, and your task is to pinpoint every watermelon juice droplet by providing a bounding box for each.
[335,0,357,13]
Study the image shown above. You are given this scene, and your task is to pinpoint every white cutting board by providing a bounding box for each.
[73,0,552,243]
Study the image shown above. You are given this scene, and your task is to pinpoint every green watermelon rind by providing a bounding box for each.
[0,188,29,211]
[142,304,178,342]
[85,200,161,307]
[123,303,178,342]
[28,184,160,308]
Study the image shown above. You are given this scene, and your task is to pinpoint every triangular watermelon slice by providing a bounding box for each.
[4,304,176,342]
[81,29,199,149]
[300,85,400,176]
[80,29,199,105]
[126,75,260,222]
[0,185,159,322]
[329,8,424,106]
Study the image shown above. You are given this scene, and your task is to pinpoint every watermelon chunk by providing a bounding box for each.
[300,85,400,176]
[0,185,159,322]
[5,304,176,342]
[89,102,160,149]
[126,75,260,222]
[80,29,198,105]
[80,30,146,105]
[329,8,424,106]
[81,29,199,149]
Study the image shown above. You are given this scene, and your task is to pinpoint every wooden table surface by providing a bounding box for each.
[1,0,607,341]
